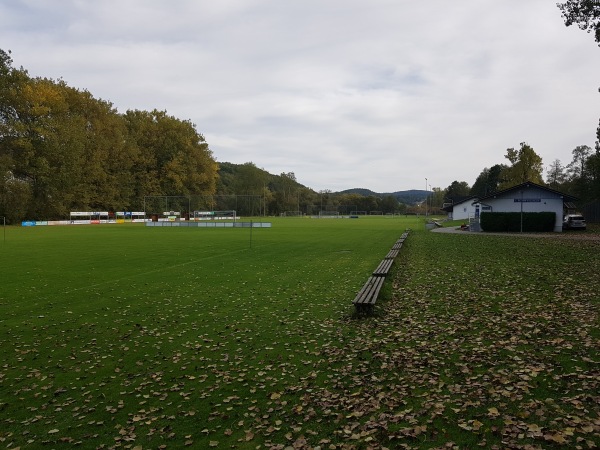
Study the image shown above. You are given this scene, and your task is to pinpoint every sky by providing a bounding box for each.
[1,0,599,193]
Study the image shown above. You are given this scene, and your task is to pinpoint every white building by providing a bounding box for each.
[443,196,479,221]
[475,181,577,232]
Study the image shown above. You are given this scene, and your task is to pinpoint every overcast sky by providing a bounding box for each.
[1,0,599,192]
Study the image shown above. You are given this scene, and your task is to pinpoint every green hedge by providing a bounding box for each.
[480,212,556,232]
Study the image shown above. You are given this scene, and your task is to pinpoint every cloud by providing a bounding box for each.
[1,0,599,192]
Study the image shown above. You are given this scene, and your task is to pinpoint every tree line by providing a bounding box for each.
[0,49,410,223]
[217,162,408,216]
[437,140,600,210]
[4,0,600,224]
[0,49,219,223]
[430,3,600,211]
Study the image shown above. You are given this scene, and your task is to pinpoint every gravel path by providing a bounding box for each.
[430,225,600,240]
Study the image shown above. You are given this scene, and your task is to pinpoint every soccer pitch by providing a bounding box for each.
[0,216,418,448]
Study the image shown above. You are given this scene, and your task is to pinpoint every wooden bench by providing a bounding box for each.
[372,258,393,276]
[352,230,410,314]
[385,249,399,259]
[352,276,386,314]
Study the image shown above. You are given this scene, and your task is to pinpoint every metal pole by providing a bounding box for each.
[520,190,523,233]
[429,183,432,215]
[425,178,428,217]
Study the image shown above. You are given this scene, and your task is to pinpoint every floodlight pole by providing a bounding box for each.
[425,178,428,217]
[428,183,432,215]
[2,216,5,244]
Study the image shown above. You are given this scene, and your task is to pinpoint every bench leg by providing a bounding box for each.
[354,302,375,315]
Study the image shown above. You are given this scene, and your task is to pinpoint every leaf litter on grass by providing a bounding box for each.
[1,227,598,449]
[275,234,599,449]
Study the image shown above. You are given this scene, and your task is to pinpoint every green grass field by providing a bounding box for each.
[1,218,598,449]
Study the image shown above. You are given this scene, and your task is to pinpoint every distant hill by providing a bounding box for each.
[217,163,428,206]
[337,188,428,205]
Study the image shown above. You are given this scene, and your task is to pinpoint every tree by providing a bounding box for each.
[587,152,600,200]
[234,162,268,195]
[0,155,32,223]
[1,48,218,221]
[0,49,34,221]
[279,172,299,211]
[122,109,217,202]
[470,164,507,197]
[444,180,471,199]
[557,0,600,45]
[596,118,600,153]
[567,144,593,179]
[546,159,568,189]
[565,144,595,201]
[429,187,444,209]
[499,142,544,189]
[380,195,399,214]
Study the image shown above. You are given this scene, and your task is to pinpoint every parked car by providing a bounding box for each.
[563,214,586,230]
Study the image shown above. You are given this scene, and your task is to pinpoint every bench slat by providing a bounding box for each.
[353,276,385,313]
[373,258,393,276]
[385,249,399,259]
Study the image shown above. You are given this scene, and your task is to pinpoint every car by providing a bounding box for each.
[563,214,586,230]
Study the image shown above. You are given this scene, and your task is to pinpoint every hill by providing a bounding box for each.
[337,188,428,205]
[217,164,428,206]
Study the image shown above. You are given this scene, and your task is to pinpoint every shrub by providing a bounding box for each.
[480,212,555,232]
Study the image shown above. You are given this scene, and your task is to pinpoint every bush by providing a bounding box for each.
[480,212,555,232]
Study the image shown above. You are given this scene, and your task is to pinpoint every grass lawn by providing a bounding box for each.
[0,217,598,449]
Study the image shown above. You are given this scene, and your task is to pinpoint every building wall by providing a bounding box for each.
[479,186,565,232]
[451,202,477,221]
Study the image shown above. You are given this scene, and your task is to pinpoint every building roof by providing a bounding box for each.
[477,181,578,202]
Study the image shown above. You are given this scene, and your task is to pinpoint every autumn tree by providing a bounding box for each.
[499,142,544,189]
[122,109,217,205]
[0,49,32,222]
[7,77,88,219]
[1,48,218,220]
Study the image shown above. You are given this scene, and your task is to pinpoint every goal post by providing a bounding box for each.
[192,210,238,221]
[318,211,340,218]
[144,196,191,221]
